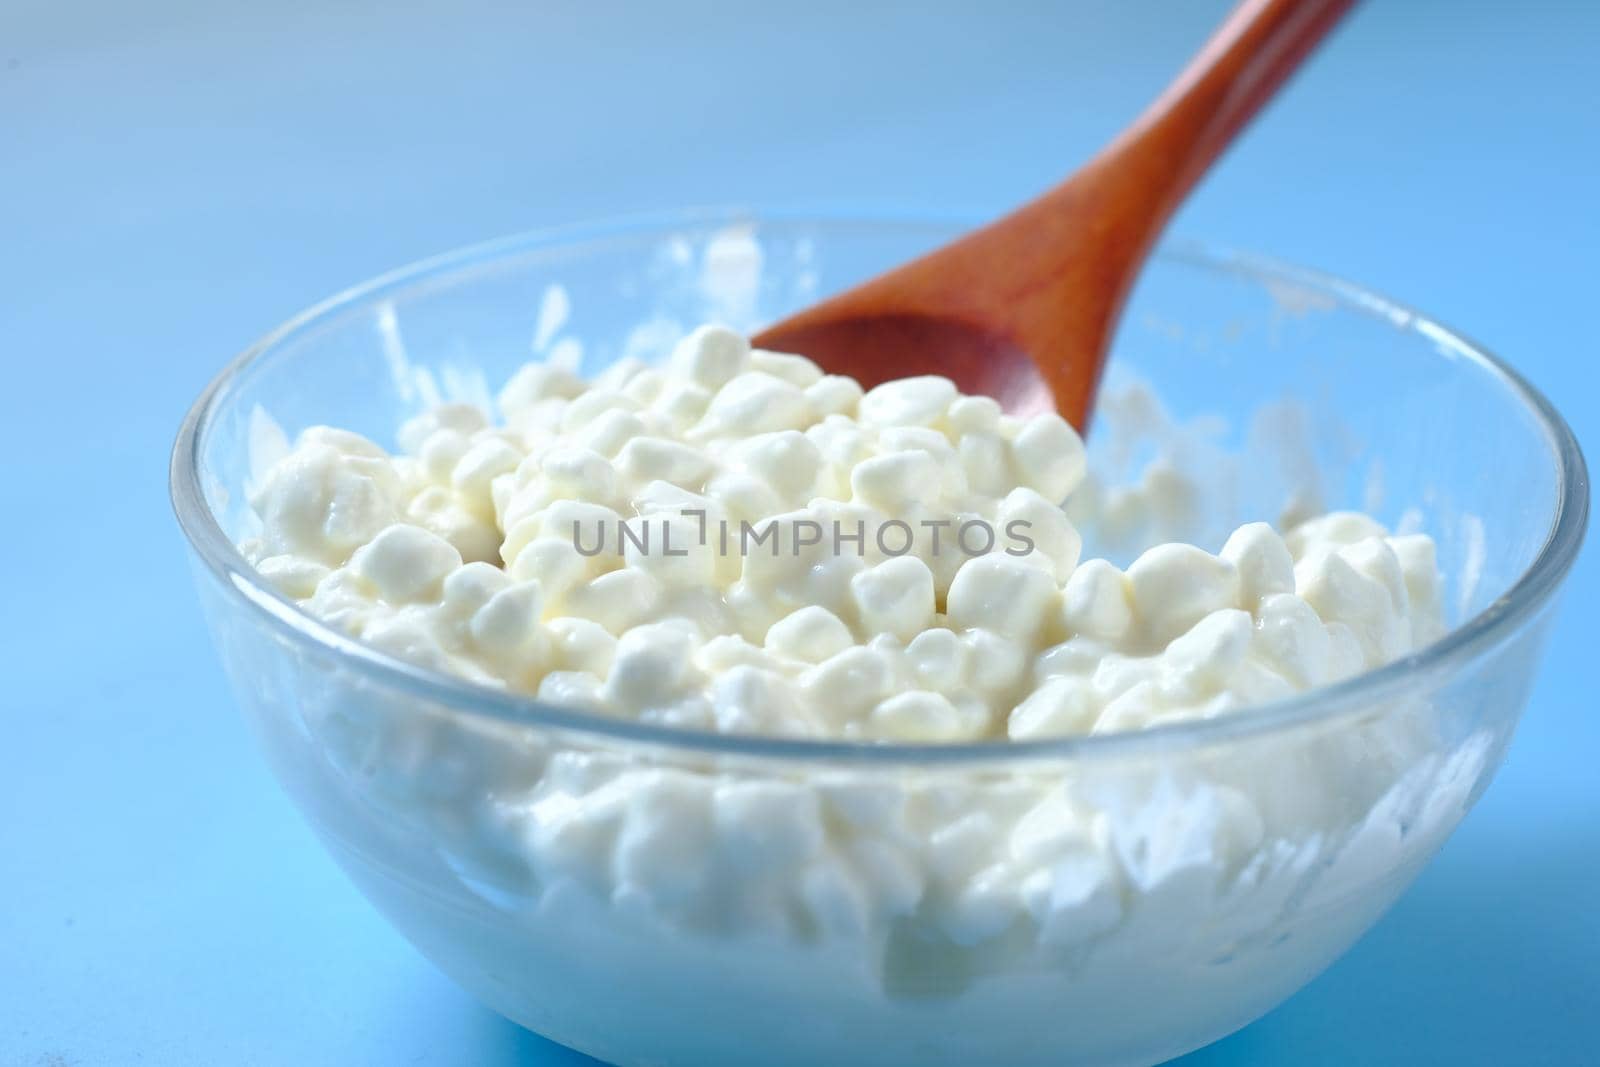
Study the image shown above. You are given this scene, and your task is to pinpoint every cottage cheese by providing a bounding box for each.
[243,324,1443,743]
[239,326,1477,1061]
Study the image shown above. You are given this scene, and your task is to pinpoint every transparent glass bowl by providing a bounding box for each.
[172,210,1586,1067]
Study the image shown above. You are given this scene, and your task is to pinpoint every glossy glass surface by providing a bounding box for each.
[173,212,1585,1066]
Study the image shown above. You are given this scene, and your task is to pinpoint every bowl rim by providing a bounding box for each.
[170,206,1589,766]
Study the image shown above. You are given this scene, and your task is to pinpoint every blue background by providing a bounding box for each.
[4,1,1596,1062]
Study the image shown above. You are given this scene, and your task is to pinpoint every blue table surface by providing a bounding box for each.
[4,1,1597,1063]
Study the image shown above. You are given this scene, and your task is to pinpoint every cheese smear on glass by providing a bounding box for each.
[244,323,1443,743]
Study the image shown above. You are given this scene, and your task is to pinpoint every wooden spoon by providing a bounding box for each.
[753,0,1356,428]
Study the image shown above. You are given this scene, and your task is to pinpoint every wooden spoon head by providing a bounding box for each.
[753,312,1057,419]
[752,0,1357,433]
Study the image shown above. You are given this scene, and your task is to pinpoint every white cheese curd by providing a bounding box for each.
[243,323,1444,744]
[241,325,1474,1046]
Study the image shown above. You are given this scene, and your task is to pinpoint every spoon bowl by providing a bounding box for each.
[762,312,1052,414]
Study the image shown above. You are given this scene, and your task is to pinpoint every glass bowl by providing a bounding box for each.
[171,210,1586,1067]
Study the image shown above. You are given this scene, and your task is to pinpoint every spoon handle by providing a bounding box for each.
[1111,0,1359,217]
[996,0,1357,421]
